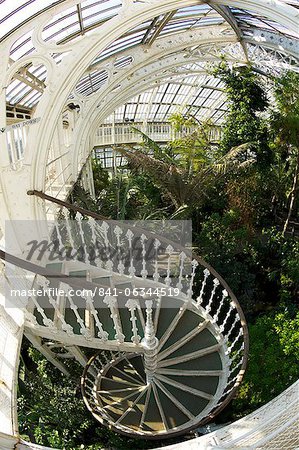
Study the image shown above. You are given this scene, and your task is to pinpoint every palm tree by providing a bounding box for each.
[115,118,254,217]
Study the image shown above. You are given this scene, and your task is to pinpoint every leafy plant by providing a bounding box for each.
[116,119,254,215]
[212,62,270,168]
[270,71,299,233]
[231,309,299,419]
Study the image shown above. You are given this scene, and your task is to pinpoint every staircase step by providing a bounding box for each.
[45,263,64,273]
[93,276,112,287]
[68,270,88,278]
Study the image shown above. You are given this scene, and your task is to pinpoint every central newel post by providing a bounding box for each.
[141,300,159,384]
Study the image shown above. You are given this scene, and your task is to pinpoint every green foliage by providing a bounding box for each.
[18,346,94,448]
[95,168,166,220]
[168,112,198,131]
[270,71,299,228]
[92,158,110,197]
[69,183,99,214]
[231,309,299,418]
[273,71,299,120]
[196,218,299,313]
[116,119,255,215]
[67,160,110,215]
[261,228,299,305]
[212,63,271,167]
[195,211,258,311]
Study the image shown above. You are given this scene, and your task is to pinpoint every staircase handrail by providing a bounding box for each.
[0,249,110,292]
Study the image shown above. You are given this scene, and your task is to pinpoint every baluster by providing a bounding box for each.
[212,289,228,324]
[227,328,243,353]
[103,295,125,343]
[29,277,56,329]
[101,221,113,272]
[109,350,118,362]
[196,268,210,307]
[154,295,162,333]
[61,282,92,339]
[140,234,148,279]
[83,292,109,340]
[37,276,73,336]
[206,278,220,314]
[229,358,243,376]
[187,259,199,298]
[114,225,125,274]
[102,351,111,366]
[89,217,97,245]
[223,383,235,396]
[219,303,234,333]
[31,297,56,329]
[176,251,187,291]
[88,217,103,268]
[141,300,159,382]
[88,217,98,265]
[125,299,141,344]
[230,342,245,364]
[126,229,136,277]
[226,314,240,340]
[24,309,39,327]
[75,212,88,263]
[54,219,64,256]
[165,245,174,286]
[62,207,75,250]
[153,238,161,282]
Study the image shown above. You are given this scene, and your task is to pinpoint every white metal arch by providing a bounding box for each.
[74,69,216,175]
[247,29,299,59]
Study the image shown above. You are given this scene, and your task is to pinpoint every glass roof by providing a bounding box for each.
[1,0,299,122]
[1,1,298,44]
[103,74,227,126]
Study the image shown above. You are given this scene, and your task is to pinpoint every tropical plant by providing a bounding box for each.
[115,117,254,217]
[270,71,299,233]
[231,308,299,419]
[212,62,271,168]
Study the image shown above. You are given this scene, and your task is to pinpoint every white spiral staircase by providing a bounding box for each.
[1,190,248,440]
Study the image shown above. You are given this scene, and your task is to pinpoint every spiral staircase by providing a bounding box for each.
[0,190,248,440]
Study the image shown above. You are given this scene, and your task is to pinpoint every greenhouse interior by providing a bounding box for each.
[0,0,298,449]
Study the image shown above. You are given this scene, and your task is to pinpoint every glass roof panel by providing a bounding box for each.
[0,0,65,40]
[81,0,122,27]
[42,6,79,41]
[230,7,299,39]
[23,91,42,107]
[10,31,34,60]
[102,73,228,125]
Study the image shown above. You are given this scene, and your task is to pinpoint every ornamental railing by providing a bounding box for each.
[94,122,222,147]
